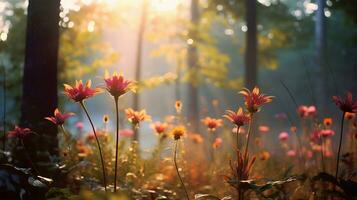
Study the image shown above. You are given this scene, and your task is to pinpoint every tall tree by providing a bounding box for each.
[245,0,257,89]
[21,0,60,157]
[187,0,200,133]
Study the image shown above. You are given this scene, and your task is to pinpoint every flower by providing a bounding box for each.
[258,125,270,133]
[278,132,289,141]
[212,138,223,149]
[75,122,84,130]
[104,71,134,99]
[323,118,332,126]
[45,108,74,125]
[287,150,296,157]
[332,92,357,113]
[125,108,150,126]
[171,126,186,140]
[223,107,250,127]
[297,105,317,118]
[175,100,182,113]
[7,126,32,138]
[189,133,203,144]
[151,122,168,134]
[201,117,223,131]
[102,115,109,124]
[64,80,100,102]
[345,112,356,120]
[319,129,335,137]
[239,87,273,113]
[259,151,270,161]
[119,129,134,137]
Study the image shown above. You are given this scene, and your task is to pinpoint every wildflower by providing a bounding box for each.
[104,71,134,99]
[201,117,223,131]
[125,108,150,126]
[223,107,250,127]
[119,129,134,137]
[102,115,109,124]
[75,122,84,130]
[239,87,273,113]
[297,105,317,118]
[7,126,32,138]
[171,126,186,140]
[278,132,289,141]
[175,100,182,113]
[319,129,335,137]
[212,138,223,149]
[287,150,296,157]
[151,122,168,134]
[323,118,332,126]
[332,92,357,113]
[259,151,270,161]
[345,112,356,120]
[189,133,203,144]
[45,108,74,125]
[258,125,270,133]
[64,80,100,102]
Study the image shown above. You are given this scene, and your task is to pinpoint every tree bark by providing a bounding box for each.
[21,0,60,161]
[244,0,257,89]
[187,0,200,133]
[133,0,148,141]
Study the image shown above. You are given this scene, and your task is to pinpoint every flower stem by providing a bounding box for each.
[244,114,254,159]
[236,126,241,151]
[114,97,119,192]
[174,140,190,200]
[80,101,107,192]
[60,125,71,151]
[335,112,345,179]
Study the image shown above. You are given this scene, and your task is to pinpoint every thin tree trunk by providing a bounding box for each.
[133,0,148,141]
[187,0,200,133]
[20,0,60,165]
[244,0,257,89]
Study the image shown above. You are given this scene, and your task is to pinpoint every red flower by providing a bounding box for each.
[64,80,100,102]
[125,108,150,126]
[104,71,134,99]
[151,122,168,134]
[278,132,289,141]
[332,92,357,113]
[45,108,74,125]
[7,126,32,138]
[239,87,273,113]
[223,107,250,127]
[212,138,223,149]
[297,105,317,118]
[319,129,335,137]
[201,117,223,131]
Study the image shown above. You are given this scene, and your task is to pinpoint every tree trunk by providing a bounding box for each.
[133,0,148,141]
[187,0,200,133]
[315,0,328,114]
[244,0,257,89]
[20,0,60,167]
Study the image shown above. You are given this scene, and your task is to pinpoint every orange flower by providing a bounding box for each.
[104,71,134,99]
[332,92,357,113]
[175,100,182,113]
[201,117,223,131]
[102,115,109,124]
[239,87,273,113]
[258,125,270,133]
[151,121,168,134]
[259,151,270,161]
[64,80,100,102]
[189,133,203,144]
[171,126,186,140]
[45,108,74,125]
[212,138,223,149]
[323,118,332,126]
[125,108,150,126]
[7,126,32,138]
[345,112,356,120]
[223,107,250,127]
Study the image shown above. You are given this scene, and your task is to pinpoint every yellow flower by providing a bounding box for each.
[171,126,186,140]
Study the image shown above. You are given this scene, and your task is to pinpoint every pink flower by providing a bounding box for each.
[223,107,250,127]
[151,122,168,134]
[279,132,289,141]
[64,80,100,102]
[287,150,296,157]
[7,126,32,138]
[119,129,134,137]
[319,129,335,137]
[297,105,317,118]
[45,108,74,125]
[239,87,274,113]
[332,92,357,113]
[104,71,134,99]
[258,125,270,133]
[75,122,84,130]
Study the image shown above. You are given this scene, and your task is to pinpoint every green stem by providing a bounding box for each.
[114,97,119,192]
[335,112,345,179]
[174,140,190,200]
[80,101,107,192]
